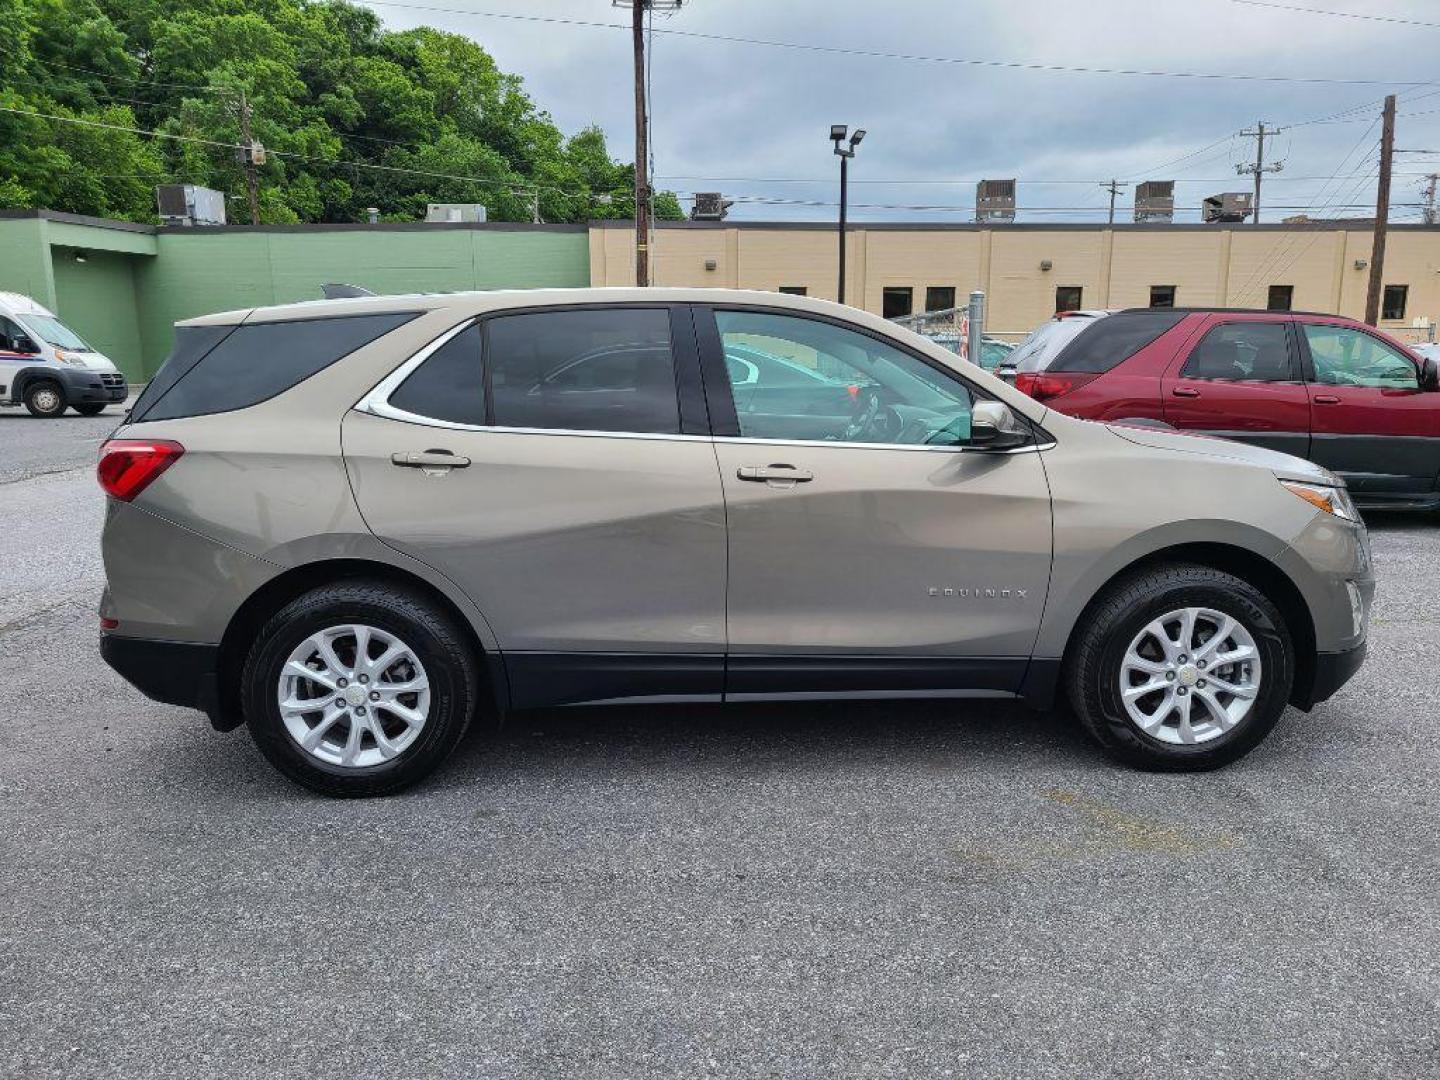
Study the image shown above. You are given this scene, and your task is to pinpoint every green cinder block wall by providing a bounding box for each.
[135,226,591,379]
[51,247,146,382]
[3,215,593,382]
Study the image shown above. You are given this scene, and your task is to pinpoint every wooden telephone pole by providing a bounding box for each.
[630,1,650,286]
[237,90,260,226]
[1365,94,1397,327]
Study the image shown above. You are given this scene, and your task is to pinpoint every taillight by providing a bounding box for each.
[1014,371,1097,402]
[97,439,184,501]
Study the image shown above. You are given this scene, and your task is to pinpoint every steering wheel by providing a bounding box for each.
[840,388,898,443]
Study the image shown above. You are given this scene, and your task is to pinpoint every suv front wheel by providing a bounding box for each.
[242,581,482,797]
[1066,563,1295,770]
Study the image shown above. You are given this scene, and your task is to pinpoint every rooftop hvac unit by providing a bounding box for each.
[975,179,1016,223]
[425,203,488,223]
[1134,180,1175,223]
[690,192,734,221]
[155,184,227,226]
[1202,191,1254,223]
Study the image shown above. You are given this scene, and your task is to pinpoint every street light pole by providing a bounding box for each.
[832,125,865,305]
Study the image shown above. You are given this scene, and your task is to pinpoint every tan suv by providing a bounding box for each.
[98,289,1373,796]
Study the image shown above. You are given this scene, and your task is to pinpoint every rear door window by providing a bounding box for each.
[140,312,416,421]
[485,308,680,434]
[1181,322,1296,382]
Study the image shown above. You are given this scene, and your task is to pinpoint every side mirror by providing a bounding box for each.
[969,401,1030,451]
[1420,355,1439,392]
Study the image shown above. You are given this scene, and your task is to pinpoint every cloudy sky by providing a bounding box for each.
[358,0,1440,224]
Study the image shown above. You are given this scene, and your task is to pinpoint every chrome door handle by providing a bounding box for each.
[737,464,813,483]
[1171,387,1201,398]
[391,450,471,469]
[1313,394,1341,405]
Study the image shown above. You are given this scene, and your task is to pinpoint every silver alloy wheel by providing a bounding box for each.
[1119,607,1262,746]
[278,624,431,768]
[32,388,61,413]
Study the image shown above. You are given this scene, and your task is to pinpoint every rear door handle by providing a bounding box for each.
[391,449,471,470]
[1171,387,1201,398]
[1313,394,1341,405]
[737,464,813,483]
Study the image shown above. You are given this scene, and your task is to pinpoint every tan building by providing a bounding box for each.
[589,219,1440,343]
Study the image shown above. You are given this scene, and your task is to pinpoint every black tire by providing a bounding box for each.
[1065,562,1294,771]
[73,403,107,417]
[242,581,482,797]
[23,380,66,418]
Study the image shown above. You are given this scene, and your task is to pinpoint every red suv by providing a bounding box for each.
[1011,308,1440,509]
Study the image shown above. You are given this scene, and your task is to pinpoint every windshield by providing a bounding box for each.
[23,315,91,352]
[1011,316,1098,373]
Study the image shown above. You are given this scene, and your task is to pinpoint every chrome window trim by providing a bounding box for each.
[713,435,1053,456]
[356,317,1053,453]
[356,317,477,425]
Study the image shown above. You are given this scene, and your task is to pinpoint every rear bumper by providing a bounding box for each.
[100,634,236,731]
[1295,641,1368,710]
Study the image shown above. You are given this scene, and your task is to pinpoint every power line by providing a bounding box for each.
[0,104,603,200]
[1231,0,1440,31]
[353,0,1434,85]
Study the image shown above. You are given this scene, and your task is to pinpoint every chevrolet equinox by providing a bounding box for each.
[98,289,1374,796]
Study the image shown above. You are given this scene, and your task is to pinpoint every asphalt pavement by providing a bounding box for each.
[3,403,1438,1079]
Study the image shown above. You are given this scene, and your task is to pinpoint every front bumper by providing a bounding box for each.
[1294,640,1368,710]
[100,634,236,731]
[59,367,128,403]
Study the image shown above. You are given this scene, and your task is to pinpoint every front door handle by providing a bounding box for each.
[737,464,813,484]
[391,449,471,470]
[1313,394,1341,405]
[1171,386,1201,398]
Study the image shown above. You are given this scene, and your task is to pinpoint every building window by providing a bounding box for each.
[1149,285,1177,309]
[925,286,956,312]
[1055,286,1083,313]
[1382,284,1408,321]
[777,285,807,296]
[1267,285,1294,312]
[882,287,914,319]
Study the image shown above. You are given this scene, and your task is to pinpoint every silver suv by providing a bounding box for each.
[98,289,1373,796]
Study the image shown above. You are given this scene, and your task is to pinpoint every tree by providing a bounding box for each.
[0,0,684,224]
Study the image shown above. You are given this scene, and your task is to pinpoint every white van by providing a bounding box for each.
[0,292,129,417]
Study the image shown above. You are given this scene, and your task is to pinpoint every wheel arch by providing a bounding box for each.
[1058,541,1316,710]
[12,366,64,403]
[214,558,509,731]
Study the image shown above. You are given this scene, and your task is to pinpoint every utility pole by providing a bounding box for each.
[630,1,650,286]
[237,90,260,226]
[1423,173,1438,226]
[1238,121,1284,224]
[1100,179,1128,225]
[1365,94,1397,326]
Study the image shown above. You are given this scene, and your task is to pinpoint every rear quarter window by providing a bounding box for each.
[1047,311,1186,373]
[138,312,417,422]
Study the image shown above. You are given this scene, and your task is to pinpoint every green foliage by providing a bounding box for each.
[0,0,683,224]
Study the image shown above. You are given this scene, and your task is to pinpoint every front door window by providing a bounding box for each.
[1303,324,1418,389]
[714,309,975,447]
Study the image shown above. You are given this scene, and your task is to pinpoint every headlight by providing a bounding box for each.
[1280,479,1359,522]
[53,351,87,367]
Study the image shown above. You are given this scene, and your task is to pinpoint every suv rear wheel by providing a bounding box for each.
[1066,563,1294,770]
[24,380,66,418]
[242,581,481,797]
